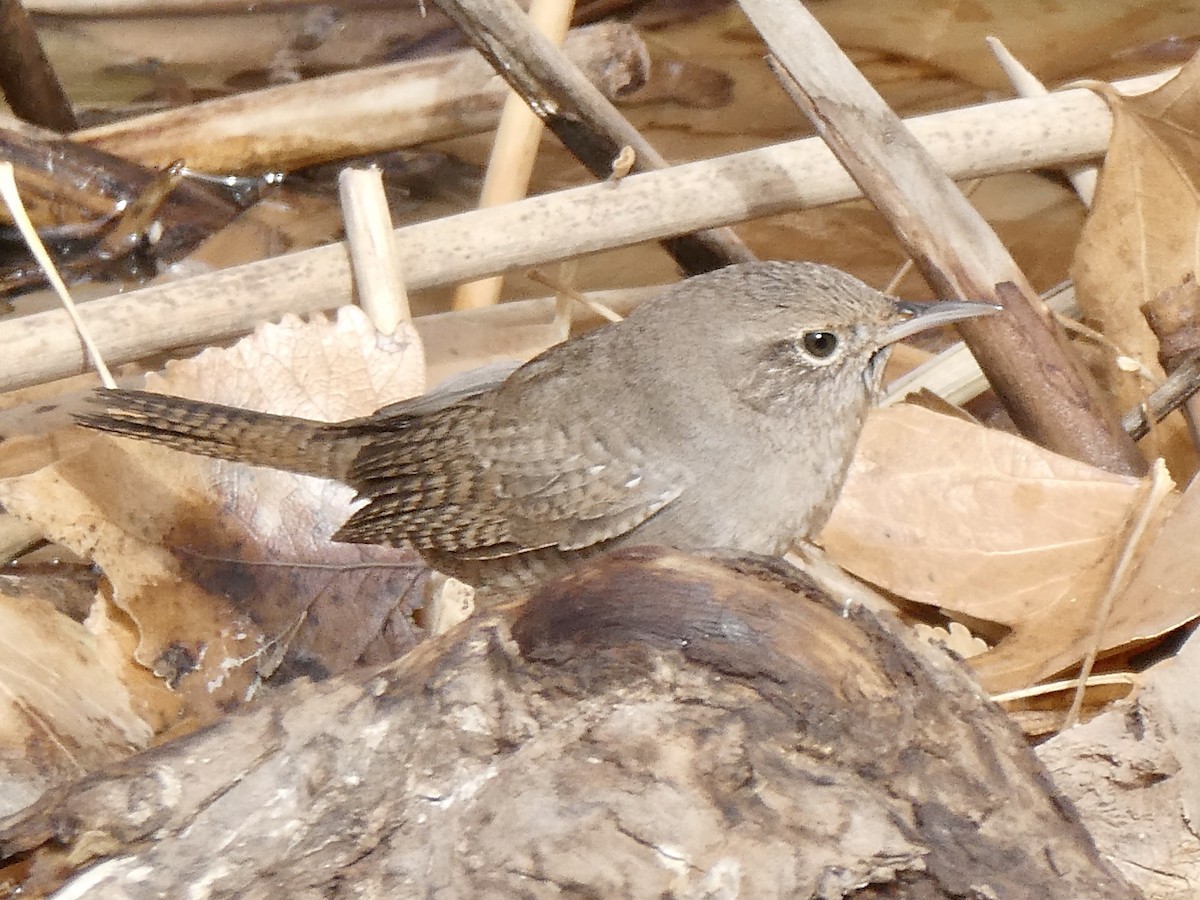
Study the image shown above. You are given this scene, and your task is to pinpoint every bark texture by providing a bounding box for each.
[0,548,1137,898]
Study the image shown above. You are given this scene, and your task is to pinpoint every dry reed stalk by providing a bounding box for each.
[0,68,1175,392]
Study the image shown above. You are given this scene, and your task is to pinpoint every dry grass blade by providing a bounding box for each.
[0,162,114,388]
[1063,460,1169,729]
[526,268,622,323]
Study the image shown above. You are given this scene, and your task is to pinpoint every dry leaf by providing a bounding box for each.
[0,581,152,816]
[1121,469,1200,630]
[141,306,432,680]
[1071,53,1200,475]
[970,461,1174,693]
[976,462,1200,692]
[0,438,269,724]
[822,404,1154,625]
[821,404,1184,693]
[0,307,429,731]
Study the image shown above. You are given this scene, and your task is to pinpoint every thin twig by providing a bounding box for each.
[338,167,411,334]
[1121,349,1200,440]
[1140,277,1200,451]
[1063,460,1169,729]
[527,267,622,322]
[0,162,115,387]
[1053,314,1161,384]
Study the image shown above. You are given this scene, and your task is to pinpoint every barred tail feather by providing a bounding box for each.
[75,389,360,481]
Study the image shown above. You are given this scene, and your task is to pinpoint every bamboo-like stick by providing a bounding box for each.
[0,70,1174,392]
[338,168,410,334]
[454,0,577,310]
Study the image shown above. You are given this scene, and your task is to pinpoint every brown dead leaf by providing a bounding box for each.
[142,307,431,680]
[976,461,1200,692]
[970,461,1174,694]
[0,307,429,730]
[1071,53,1200,476]
[822,404,1154,625]
[0,580,152,816]
[822,404,1187,693]
[1122,467,1200,629]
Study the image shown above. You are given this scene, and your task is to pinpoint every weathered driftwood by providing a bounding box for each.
[1039,619,1200,898]
[0,548,1135,898]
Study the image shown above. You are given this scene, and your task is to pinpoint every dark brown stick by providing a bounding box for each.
[0,0,76,131]
[741,0,1145,476]
[1140,277,1200,445]
[429,0,755,274]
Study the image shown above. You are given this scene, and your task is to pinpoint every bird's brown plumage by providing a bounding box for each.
[76,261,996,590]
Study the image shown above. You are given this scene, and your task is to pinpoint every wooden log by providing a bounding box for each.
[0,548,1137,898]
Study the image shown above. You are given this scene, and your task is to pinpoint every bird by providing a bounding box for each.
[76,261,997,590]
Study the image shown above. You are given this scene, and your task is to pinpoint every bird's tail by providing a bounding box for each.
[75,389,363,481]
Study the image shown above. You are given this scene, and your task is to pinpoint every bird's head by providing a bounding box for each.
[638,261,997,415]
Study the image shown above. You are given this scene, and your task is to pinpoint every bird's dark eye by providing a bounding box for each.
[802,331,839,358]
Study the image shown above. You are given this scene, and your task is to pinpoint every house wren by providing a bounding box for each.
[77,261,996,589]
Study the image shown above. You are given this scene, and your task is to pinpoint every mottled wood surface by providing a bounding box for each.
[0,547,1136,898]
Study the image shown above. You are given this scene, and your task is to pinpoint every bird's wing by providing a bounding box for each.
[333,405,684,560]
[480,419,685,555]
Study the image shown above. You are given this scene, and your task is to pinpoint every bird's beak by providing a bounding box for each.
[882,299,1001,346]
